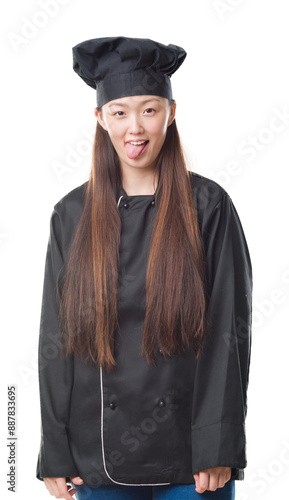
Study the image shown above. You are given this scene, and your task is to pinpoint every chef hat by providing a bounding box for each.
[72,36,187,107]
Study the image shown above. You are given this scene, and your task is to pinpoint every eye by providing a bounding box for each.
[114,111,125,117]
[144,108,155,115]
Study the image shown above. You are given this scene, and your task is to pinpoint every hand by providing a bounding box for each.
[193,467,231,494]
[44,476,83,499]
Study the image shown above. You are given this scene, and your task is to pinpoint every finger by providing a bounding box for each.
[44,478,60,496]
[225,467,232,482]
[54,479,75,499]
[193,473,201,492]
[55,486,75,499]
[195,471,208,494]
[208,473,218,492]
[44,479,53,495]
[195,484,206,493]
[67,486,77,497]
[193,473,199,485]
[218,467,231,487]
[70,476,84,484]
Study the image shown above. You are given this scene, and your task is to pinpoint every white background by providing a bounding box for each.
[1,0,289,499]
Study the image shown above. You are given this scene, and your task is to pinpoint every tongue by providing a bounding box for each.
[126,141,147,159]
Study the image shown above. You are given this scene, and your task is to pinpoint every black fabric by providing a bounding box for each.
[36,171,252,486]
[72,37,186,106]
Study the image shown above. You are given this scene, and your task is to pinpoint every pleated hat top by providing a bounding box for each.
[72,36,187,107]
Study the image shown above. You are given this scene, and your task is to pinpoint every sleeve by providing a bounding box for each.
[36,208,79,481]
[191,192,252,478]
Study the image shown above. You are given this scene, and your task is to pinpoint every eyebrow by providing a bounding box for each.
[108,98,161,108]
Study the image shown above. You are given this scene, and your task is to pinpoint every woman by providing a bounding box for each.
[36,37,252,500]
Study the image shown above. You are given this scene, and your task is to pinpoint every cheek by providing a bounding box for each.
[150,118,169,140]
[106,124,124,145]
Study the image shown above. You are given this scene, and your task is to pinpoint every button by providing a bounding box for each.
[158,399,166,408]
[151,200,155,206]
[109,402,116,410]
[159,349,162,353]
[123,203,129,209]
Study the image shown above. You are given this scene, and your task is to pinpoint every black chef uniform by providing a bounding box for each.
[36,170,252,486]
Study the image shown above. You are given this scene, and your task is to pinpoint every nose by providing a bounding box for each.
[128,113,144,135]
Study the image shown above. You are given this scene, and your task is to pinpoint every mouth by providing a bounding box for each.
[125,140,149,159]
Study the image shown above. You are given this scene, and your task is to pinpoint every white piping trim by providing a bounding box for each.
[99,194,171,486]
[100,365,171,486]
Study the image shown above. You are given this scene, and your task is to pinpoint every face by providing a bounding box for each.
[95,95,176,173]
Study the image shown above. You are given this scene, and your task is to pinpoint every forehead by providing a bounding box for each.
[106,95,166,109]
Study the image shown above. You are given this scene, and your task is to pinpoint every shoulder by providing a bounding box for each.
[53,180,88,218]
[188,170,231,229]
[50,181,88,255]
[188,170,228,209]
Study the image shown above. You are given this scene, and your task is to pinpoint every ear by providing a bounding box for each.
[167,101,176,127]
[94,108,108,131]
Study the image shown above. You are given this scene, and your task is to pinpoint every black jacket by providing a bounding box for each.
[36,171,252,486]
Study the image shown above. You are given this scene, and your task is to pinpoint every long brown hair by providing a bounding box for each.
[58,102,207,372]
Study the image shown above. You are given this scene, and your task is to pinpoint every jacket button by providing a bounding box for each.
[109,402,116,410]
[123,203,129,209]
[151,200,155,206]
[158,399,166,408]
[159,349,162,353]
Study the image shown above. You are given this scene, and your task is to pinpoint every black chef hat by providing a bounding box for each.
[72,36,187,107]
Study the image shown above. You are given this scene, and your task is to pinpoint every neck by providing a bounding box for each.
[120,168,159,196]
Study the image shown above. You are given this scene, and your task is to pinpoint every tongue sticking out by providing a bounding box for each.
[126,141,148,159]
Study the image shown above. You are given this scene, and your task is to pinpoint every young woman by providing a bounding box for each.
[36,37,252,500]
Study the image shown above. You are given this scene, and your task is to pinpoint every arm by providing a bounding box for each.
[36,208,79,481]
[191,193,252,481]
